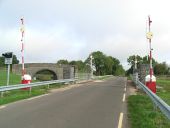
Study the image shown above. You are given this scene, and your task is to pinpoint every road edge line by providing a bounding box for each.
[0,105,6,109]
[118,112,124,128]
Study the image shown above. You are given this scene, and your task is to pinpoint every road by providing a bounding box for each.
[0,77,128,128]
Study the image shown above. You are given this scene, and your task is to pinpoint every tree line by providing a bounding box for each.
[57,51,125,76]
[0,51,125,76]
[126,55,170,75]
[1,52,169,76]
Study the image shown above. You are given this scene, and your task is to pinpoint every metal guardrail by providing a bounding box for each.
[0,75,113,96]
[0,74,109,93]
[0,79,75,92]
[131,74,170,120]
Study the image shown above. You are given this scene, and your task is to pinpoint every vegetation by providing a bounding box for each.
[0,54,19,67]
[128,94,170,128]
[69,60,87,72]
[88,51,125,76]
[156,77,170,105]
[0,83,66,105]
[57,51,125,76]
[126,54,170,76]
[154,63,169,75]
[57,59,69,65]
[128,76,170,128]
[0,69,21,86]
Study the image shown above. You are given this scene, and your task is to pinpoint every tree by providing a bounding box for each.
[69,60,86,72]
[154,62,168,75]
[104,56,114,75]
[57,59,69,65]
[142,56,157,66]
[0,56,5,67]
[126,55,158,75]
[90,51,106,75]
[0,54,19,67]
[12,55,19,64]
[115,65,125,76]
[85,51,125,76]
[112,57,120,75]
[127,55,142,68]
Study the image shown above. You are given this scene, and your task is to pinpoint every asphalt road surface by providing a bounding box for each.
[0,77,128,128]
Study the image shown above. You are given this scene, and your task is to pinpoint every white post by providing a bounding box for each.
[90,55,93,79]
[7,64,10,86]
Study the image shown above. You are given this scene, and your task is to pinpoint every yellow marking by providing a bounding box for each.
[0,106,6,109]
[118,112,124,128]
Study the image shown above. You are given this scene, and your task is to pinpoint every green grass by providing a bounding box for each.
[0,70,21,86]
[156,78,170,105]
[127,76,131,80]
[0,68,70,105]
[128,94,170,128]
[128,77,170,128]
[0,83,66,105]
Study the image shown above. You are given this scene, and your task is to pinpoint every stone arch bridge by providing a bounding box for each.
[12,63,75,80]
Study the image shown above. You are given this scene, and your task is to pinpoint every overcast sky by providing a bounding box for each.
[1,0,170,69]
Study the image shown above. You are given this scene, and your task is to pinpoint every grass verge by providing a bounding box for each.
[0,83,66,105]
[156,78,170,105]
[0,73,109,106]
[0,70,21,86]
[128,94,170,128]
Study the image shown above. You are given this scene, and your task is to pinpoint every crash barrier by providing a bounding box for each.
[131,74,170,120]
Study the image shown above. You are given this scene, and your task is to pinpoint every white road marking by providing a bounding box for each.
[122,93,126,102]
[27,94,49,101]
[118,112,124,128]
[0,105,6,109]
[124,87,126,92]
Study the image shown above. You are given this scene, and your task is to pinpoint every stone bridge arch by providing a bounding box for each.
[12,63,75,80]
[32,68,58,80]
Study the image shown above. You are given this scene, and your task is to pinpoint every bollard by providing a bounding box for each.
[145,75,156,93]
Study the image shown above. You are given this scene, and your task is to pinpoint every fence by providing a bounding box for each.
[131,74,170,120]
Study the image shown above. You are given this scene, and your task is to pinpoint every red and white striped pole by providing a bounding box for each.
[148,16,153,82]
[20,18,25,78]
[20,18,32,87]
[145,16,156,93]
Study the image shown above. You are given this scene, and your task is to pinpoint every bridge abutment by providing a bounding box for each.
[12,63,75,80]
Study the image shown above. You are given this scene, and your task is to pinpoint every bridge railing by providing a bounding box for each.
[131,74,170,120]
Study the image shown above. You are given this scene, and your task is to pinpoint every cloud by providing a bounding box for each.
[1,0,170,70]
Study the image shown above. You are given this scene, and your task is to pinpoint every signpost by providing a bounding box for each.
[2,52,13,86]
